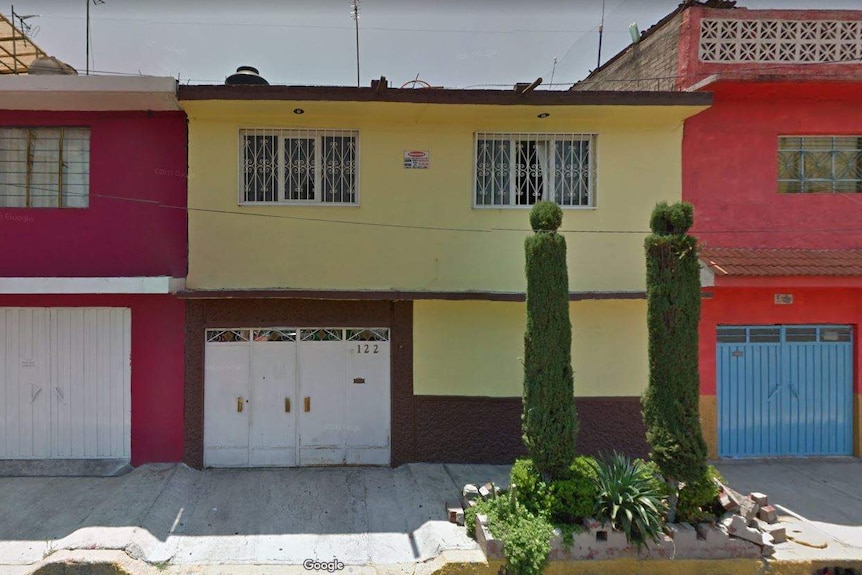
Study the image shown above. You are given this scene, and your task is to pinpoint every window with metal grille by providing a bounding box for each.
[239,128,358,205]
[474,133,596,208]
[778,136,862,193]
[0,127,90,208]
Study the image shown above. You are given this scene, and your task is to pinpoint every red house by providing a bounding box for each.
[576,0,862,458]
[0,75,187,470]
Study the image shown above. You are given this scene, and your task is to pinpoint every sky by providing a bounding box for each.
[9,0,862,88]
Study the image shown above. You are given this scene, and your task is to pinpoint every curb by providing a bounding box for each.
[18,550,862,575]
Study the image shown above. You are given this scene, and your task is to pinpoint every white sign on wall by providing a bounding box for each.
[403,150,430,169]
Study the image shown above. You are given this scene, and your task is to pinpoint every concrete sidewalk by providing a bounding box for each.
[715,459,862,562]
[0,463,509,572]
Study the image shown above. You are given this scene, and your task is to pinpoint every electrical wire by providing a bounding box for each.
[2,182,862,236]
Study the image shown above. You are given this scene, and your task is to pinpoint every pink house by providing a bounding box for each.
[0,76,187,469]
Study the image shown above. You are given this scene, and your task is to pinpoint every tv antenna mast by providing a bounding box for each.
[596,0,606,69]
[350,0,360,87]
[85,0,105,75]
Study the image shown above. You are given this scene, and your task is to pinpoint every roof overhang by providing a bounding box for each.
[699,247,862,288]
[0,75,180,111]
[178,84,713,107]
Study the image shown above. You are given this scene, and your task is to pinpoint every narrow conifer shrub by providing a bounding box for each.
[522,201,577,481]
[642,201,709,522]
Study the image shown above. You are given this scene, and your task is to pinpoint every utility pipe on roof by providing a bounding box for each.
[520,77,542,95]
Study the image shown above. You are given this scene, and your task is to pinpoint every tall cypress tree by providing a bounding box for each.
[642,201,708,522]
[522,201,577,481]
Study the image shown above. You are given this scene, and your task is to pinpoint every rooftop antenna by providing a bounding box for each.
[350,0,360,87]
[9,6,39,75]
[549,56,558,88]
[597,0,606,69]
[85,0,105,76]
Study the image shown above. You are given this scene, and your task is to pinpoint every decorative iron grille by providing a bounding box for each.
[300,328,344,342]
[252,328,297,342]
[239,128,358,205]
[346,328,390,341]
[474,133,596,208]
[0,127,90,208]
[206,329,251,343]
[700,18,862,64]
[778,136,862,193]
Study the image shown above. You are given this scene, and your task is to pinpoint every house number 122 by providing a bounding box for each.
[357,344,379,354]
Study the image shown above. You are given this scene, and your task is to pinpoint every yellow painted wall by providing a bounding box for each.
[412,299,647,397]
[183,100,705,292]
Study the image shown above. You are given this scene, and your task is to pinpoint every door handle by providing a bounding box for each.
[285,398,291,413]
[304,396,311,412]
[237,396,244,413]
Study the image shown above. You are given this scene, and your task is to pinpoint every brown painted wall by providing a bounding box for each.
[413,396,648,463]
[184,299,415,468]
[185,298,649,467]
[573,12,683,92]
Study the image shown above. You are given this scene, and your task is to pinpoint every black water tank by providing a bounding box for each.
[225,66,269,85]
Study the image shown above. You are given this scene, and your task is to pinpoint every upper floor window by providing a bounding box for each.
[778,136,862,193]
[474,133,596,208]
[0,127,90,208]
[240,128,358,205]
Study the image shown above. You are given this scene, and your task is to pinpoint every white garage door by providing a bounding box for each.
[204,327,390,467]
[0,308,132,460]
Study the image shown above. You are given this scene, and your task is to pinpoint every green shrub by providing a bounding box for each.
[510,459,553,517]
[523,201,578,481]
[469,489,554,575]
[642,201,708,522]
[593,453,666,549]
[529,200,563,232]
[549,457,599,523]
[676,465,725,523]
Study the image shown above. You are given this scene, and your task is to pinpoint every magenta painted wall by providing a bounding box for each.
[0,111,187,278]
[700,287,862,397]
[0,294,185,464]
[683,83,862,250]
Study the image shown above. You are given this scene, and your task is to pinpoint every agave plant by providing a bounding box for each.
[593,452,666,549]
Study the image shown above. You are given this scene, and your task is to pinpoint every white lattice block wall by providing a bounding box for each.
[699,18,862,64]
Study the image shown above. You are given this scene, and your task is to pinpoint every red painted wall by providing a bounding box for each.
[700,287,862,397]
[683,82,862,250]
[0,294,185,464]
[0,111,187,278]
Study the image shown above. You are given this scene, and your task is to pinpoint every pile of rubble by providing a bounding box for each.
[445,482,498,525]
[449,480,788,560]
[716,480,786,557]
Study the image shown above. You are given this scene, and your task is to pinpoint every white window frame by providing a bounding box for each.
[0,126,91,209]
[472,132,597,209]
[238,128,360,206]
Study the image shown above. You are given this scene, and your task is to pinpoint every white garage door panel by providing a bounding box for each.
[1,309,50,459]
[345,342,390,448]
[204,343,251,467]
[1,308,131,461]
[250,342,297,466]
[299,341,346,453]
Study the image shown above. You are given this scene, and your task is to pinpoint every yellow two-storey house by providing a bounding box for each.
[178,76,710,468]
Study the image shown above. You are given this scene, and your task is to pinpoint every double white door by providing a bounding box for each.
[0,307,132,460]
[204,327,390,467]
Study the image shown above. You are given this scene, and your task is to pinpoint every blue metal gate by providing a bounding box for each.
[717,325,853,457]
